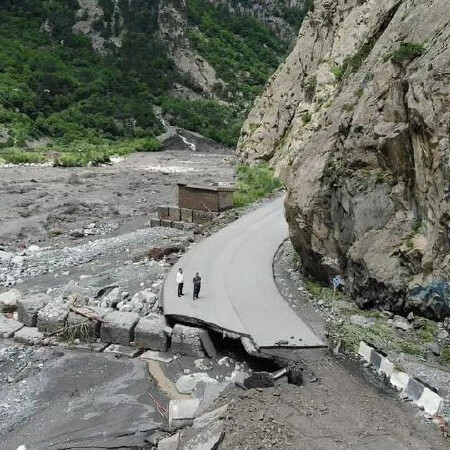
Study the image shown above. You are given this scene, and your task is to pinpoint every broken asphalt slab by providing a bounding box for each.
[0,351,160,449]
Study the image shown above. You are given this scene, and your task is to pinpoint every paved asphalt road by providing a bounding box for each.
[163,196,324,348]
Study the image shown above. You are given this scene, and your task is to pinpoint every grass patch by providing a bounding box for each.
[440,346,450,365]
[419,319,438,343]
[233,164,282,207]
[388,42,425,64]
[0,148,45,164]
[305,278,338,304]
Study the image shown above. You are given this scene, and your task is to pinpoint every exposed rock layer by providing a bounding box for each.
[238,0,450,314]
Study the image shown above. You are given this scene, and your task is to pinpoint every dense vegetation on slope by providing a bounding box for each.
[0,0,312,165]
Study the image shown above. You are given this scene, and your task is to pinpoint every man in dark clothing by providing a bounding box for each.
[193,272,201,300]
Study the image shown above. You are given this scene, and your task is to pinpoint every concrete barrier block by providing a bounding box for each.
[404,377,425,402]
[168,207,181,221]
[0,315,24,338]
[416,387,444,416]
[379,357,395,378]
[358,341,373,361]
[17,294,50,327]
[150,218,161,227]
[134,313,170,351]
[66,311,99,342]
[37,301,69,334]
[161,219,173,228]
[171,324,206,357]
[172,221,185,230]
[370,351,382,370]
[181,208,193,223]
[390,370,410,391]
[193,210,215,224]
[158,206,170,220]
[100,311,140,345]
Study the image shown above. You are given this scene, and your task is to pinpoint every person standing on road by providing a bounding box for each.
[193,272,201,300]
[177,268,184,297]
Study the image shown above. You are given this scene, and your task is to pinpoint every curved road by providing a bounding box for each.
[163,196,324,348]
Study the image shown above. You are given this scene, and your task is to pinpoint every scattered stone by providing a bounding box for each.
[99,287,122,308]
[175,372,218,395]
[37,300,69,334]
[243,371,274,389]
[17,294,50,327]
[350,315,375,328]
[194,359,213,371]
[392,315,412,332]
[171,324,212,357]
[61,280,85,299]
[134,313,171,351]
[180,404,227,448]
[59,342,109,352]
[272,367,288,380]
[157,432,180,450]
[407,312,415,322]
[288,365,304,386]
[0,289,21,312]
[100,311,140,345]
[104,344,143,358]
[437,330,448,340]
[426,342,441,356]
[0,314,24,338]
[147,246,182,261]
[140,350,175,363]
[168,399,200,428]
[380,310,394,319]
[14,326,44,345]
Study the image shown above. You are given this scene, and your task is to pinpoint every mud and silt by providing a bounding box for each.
[0,150,447,448]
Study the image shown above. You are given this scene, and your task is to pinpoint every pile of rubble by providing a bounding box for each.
[0,286,218,361]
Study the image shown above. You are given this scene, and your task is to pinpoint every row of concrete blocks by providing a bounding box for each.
[149,218,194,231]
[1,295,217,357]
[157,206,217,225]
[358,341,446,417]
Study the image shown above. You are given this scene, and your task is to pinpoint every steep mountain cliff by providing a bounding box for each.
[238,0,450,317]
[0,0,309,162]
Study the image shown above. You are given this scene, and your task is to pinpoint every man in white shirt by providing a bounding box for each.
[176,268,184,297]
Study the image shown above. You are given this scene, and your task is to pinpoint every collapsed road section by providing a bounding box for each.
[163,196,324,349]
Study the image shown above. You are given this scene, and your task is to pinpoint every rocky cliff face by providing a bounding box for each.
[238,0,450,316]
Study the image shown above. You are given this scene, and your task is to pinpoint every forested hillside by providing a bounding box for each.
[0,0,311,165]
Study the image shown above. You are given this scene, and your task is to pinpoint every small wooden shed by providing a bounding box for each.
[177,183,235,212]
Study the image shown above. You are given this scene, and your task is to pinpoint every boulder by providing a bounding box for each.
[243,371,274,389]
[0,314,23,338]
[406,283,450,320]
[0,289,21,312]
[134,313,171,351]
[100,311,140,345]
[288,365,304,386]
[14,326,44,345]
[37,300,70,334]
[175,372,218,395]
[392,315,412,332]
[17,293,50,327]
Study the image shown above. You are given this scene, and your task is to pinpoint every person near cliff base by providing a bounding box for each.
[177,268,184,297]
[193,272,201,300]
